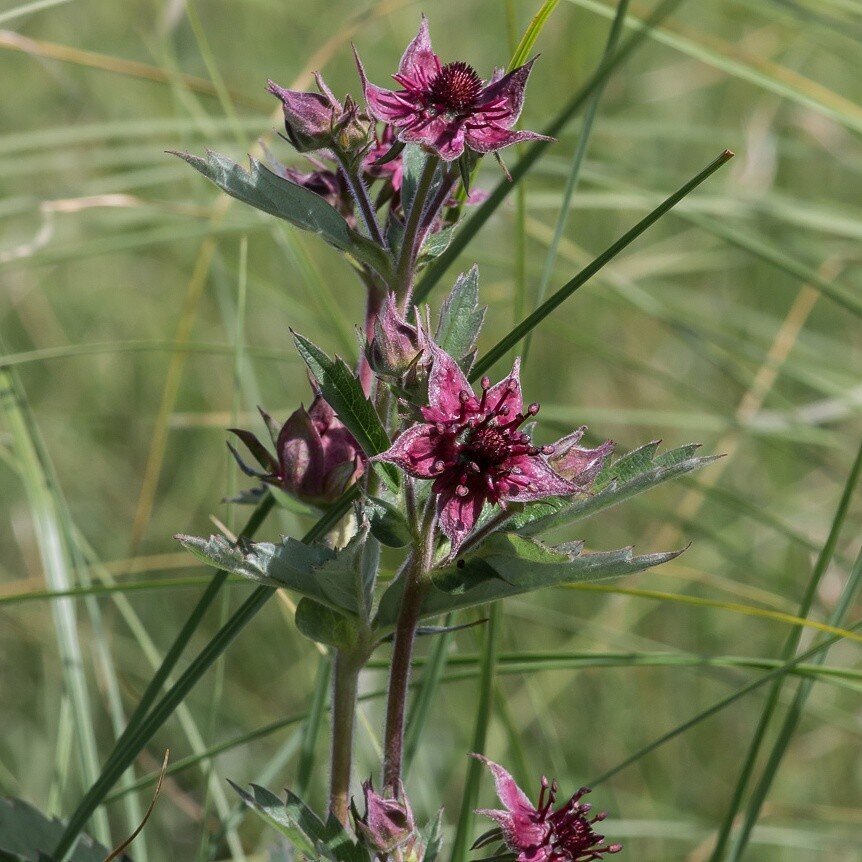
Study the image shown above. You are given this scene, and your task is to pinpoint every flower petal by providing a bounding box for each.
[375,424,451,479]
[465,125,554,154]
[401,116,466,161]
[502,455,579,502]
[354,47,422,126]
[397,16,441,87]
[472,755,536,815]
[427,339,474,418]
[436,485,484,551]
[483,357,523,416]
[473,58,538,129]
[550,433,614,487]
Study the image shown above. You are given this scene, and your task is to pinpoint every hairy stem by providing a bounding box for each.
[394,156,439,304]
[336,154,387,249]
[382,504,436,790]
[329,651,361,826]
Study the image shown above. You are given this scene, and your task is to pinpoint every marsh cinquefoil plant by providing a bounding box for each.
[172,17,718,862]
[19,14,732,862]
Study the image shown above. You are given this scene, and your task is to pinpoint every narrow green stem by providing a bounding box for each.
[394,156,439,303]
[329,651,361,826]
[382,504,437,790]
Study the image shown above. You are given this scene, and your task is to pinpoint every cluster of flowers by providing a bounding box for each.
[226,17,622,861]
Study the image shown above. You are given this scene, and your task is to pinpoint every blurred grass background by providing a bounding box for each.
[1,0,860,859]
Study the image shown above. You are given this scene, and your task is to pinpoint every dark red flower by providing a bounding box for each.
[475,756,622,862]
[355,17,551,162]
[376,340,578,551]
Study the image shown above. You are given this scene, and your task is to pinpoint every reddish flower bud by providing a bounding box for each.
[367,294,424,379]
[229,394,364,507]
[267,72,369,155]
[353,780,420,856]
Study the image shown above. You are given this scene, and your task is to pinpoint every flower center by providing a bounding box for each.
[463,425,510,467]
[428,61,483,113]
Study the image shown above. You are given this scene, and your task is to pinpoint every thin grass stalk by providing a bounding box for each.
[0,368,111,846]
[53,488,348,860]
[588,619,862,788]
[471,149,733,378]
[708,436,862,860]
[729,543,862,859]
[450,605,501,862]
[523,0,631,363]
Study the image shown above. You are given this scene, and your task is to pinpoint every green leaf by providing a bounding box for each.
[291,333,396,490]
[173,150,391,277]
[365,495,411,548]
[512,443,719,536]
[294,598,359,650]
[418,224,457,263]
[421,810,445,862]
[176,533,361,615]
[374,533,683,631]
[434,266,486,370]
[0,797,120,862]
[228,783,318,859]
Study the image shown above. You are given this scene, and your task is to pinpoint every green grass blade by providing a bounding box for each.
[412,0,685,305]
[450,606,501,862]
[403,613,455,776]
[588,619,862,788]
[523,0,631,364]
[508,0,561,70]
[708,436,862,861]
[730,543,862,859]
[0,368,111,846]
[470,149,733,379]
[53,487,352,860]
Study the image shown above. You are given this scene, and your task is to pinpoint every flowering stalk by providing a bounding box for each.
[382,499,437,790]
[334,150,388,250]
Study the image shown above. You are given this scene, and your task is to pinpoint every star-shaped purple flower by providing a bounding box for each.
[376,340,579,551]
[474,756,623,862]
[354,17,552,162]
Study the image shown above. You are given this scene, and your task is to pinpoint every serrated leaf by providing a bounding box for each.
[0,797,123,862]
[374,533,683,631]
[294,598,359,650]
[229,783,319,859]
[435,266,486,368]
[173,150,392,278]
[421,810,445,862]
[176,533,362,614]
[512,444,719,536]
[291,332,397,490]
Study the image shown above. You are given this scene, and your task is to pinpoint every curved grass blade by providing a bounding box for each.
[413,0,685,305]
[470,150,734,379]
[708,436,862,861]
